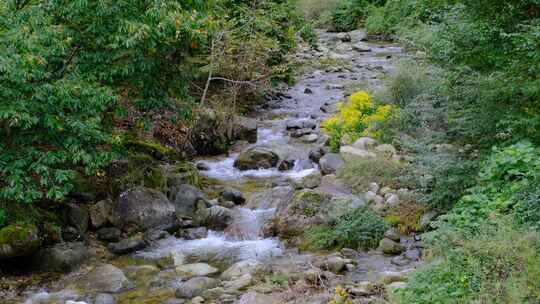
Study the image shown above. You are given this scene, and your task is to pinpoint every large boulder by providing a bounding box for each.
[285,118,316,130]
[220,188,245,205]
[0,224,41,260]
[247,186,295,209]
[379,238,405,255]
[197,206,233,230]
[175,277,219,299]
[233,116,258,144]
[63,204,89,233]
[340,146,376,162]
[168,184,205,216]
[89,200,113,229]
[77,264,132,293]
[234,147,279,170]
[112,187,176,232]
[32,242,88,272]
[319,153,345,175]
[108,236,146,254]
[275,189,332,237]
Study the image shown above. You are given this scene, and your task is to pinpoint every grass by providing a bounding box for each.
[337,156,402,194]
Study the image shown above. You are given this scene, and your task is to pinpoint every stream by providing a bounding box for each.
[14,29,421,304]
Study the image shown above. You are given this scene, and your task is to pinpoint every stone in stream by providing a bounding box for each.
[293,170,322,189]
[300,133,319,143]
[352,43,372,52]
[0,224,41,260]
[220,188,246,205]
[278,158,295,171]
[175,263,219,278]
[108,236,146,254]
[290,128,314,138]
[405,248,422,261]
[97,227,122,242]
[223,273,253,291]
[196,206,233,230]
[234,146,280,170]
[221,259,264,280]
[168,184,205,216]
[247,186,295,209]
[77,264,132,293]
[275,189,332,237]
[32,242,88,272]
[177,227,208,240]
[111,187,176,232]
[196,162,210,171]
[95,293,115,304]
[379,238,405,255]
[233,116,258,144]
[304,87,313,94]
[144,229,170,242]
[175,277,218,299]
[285,118,316,130]
[319,153,345,175]
[308,147,326,163]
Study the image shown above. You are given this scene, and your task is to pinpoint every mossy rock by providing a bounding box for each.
[124,139,180,161]
[0,224,41,260]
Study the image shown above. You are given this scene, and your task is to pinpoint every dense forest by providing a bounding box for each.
[1,0,539,303]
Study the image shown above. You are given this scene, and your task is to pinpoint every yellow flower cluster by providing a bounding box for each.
[329,285,353,304]
[322,91,392,149]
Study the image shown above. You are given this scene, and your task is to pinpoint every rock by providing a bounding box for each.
[201,287,226,300]
[419,211,438,231]
[369,182,380,194]
[348,282,374,296]
[278,159,295,171]
[197,206,233,230]
[175,277,218,299]
[293,170,322,189]
[0,224,40,260]
[365,191,378,203]
[108,236,146,254]
[89,200,113,229]
[301,134,319,143]
[341,248,358,259]
[379,186,393,196]
[384,228,401,242]
[375,144,397,155]
[247,186,295,209]
[304,88,313,94]
[352,43,372,52]
[78,264,132,293]
[220,188,245,205]
[234,147,280,170]
[380,238,405,255]
[351,137,378,150]
[177,227,208,240]
[196,162,210,171]
[324,256,346,273]
[337,32,351,42]
[404,248,421,261]
[385,194,400,206]
[144,229,170,242]
[62,226,80,242]
[386,281,407,292]
[32,242,88,272]
[223,273,253,291]
[379,270,411,284]
[175,263,219,278]
[170,251,187,267]
[340,146,377,162]
[168,184,205,216]
[63,203,89,233]
[286,118,316,130]
[112,187,176,232]
[391,255,411,266]
[275,189,332,237]
[95,293,115,304]
[163,299,186,304]
[235,292,281,304]
[290,128,313,138]
[233,116,258,144]
[308,147,326,163]
[97,227,122,242]
[221,259,264,280]
[191,296,204,304]
[319,153,345,175]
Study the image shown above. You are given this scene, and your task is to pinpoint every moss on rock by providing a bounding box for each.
[0,224,41,259]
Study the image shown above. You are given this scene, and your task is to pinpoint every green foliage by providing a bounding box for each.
[337,156,402,194]
[0,209,6,228]
[394,220,540,304]
[306,206,387,250]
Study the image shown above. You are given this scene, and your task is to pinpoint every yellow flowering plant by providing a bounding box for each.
[322,91,392,151]
[329,285,353,304]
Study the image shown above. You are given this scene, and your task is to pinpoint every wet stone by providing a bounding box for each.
[97,227,122,242]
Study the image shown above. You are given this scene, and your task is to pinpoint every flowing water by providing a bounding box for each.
[13,29,417,304]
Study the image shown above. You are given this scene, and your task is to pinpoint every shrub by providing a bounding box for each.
[337,156,402,194]
[0,209,6,228]
[306,206,387,250]
[322,91,392,151]
[384,202,429,233]
[394,220,540,303]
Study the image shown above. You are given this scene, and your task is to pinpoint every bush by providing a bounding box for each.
[385,202,429,233]
[322,91,392,151]
[306,206,387,250]
[337,156,402,194]
[0,209,6,228]
[394,221,540,303]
